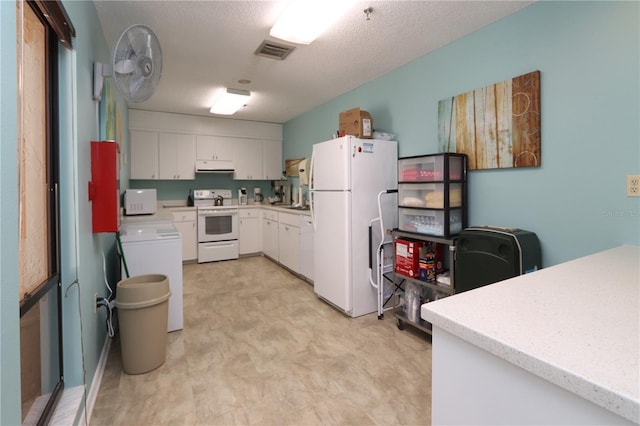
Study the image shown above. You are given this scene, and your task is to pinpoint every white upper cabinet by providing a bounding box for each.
[196,135,234,161]
[129,111,283,181]
[130,130,159,180]
[158,133,196,180]
[233,138,263,180]
[262,139,283,180]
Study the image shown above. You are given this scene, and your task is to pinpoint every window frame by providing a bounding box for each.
[17,1,74,424]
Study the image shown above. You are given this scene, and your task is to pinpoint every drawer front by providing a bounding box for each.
[398,207,462,237]
[278,212,299,227]
[263,210,278,221]
[171,210,196,222]
[399,183,462,208]
[398,154,464,182]
[239,208,261,219]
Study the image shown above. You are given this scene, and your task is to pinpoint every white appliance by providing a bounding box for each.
[124,188,157,215]
[118,220,184,332]
[310,136,398,317]
[194,189,239,263]
[298,158,310,186]
[238,188,248,205]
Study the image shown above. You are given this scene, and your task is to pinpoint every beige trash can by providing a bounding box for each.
[115,274,171,374]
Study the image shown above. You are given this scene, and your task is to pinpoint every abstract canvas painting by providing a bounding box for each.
[438,70,540,170]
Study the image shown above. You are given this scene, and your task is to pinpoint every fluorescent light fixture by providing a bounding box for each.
[209,88,250,115]
[270,0,356,45]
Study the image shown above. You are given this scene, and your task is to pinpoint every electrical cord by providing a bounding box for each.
[96,297,115,338]
[101,251,113,299]
[100,248,117,338]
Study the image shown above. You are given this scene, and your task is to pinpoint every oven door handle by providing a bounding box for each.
[198,210,237,216]
[200,241,236,248]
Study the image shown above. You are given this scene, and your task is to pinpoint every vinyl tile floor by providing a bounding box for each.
[90,256,432,425]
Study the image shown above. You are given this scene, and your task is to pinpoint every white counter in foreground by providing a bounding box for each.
[422,245,639,425]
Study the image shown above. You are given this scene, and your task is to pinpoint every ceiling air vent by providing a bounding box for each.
[254,40,295,60]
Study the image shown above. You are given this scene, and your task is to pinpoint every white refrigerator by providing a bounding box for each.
[310,136,398,317]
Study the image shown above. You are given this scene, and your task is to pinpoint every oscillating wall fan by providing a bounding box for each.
[93,24,162,103]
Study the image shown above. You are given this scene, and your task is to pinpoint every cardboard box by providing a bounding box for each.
[421,241,445,274]
[339,108,373,139]
[395,238,423,278]
[418,257,436,282]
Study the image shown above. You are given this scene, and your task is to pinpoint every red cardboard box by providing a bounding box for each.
[395,238,423,278]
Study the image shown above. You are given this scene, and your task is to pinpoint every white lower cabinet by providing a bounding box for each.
[278,212,300,274]
[239,208,262,255]
[299,215,314,281]
[262,210,279,260]
[171,210,197,261]
[258,208,311,278]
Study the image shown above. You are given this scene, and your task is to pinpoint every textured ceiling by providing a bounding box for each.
[93,1,534,124]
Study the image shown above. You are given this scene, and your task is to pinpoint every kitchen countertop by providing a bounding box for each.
[421,245,639,423]
[120,200,310,224]
[243,203,311,216]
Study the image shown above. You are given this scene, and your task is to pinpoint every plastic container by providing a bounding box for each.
[398,182,463,208]
[398,154,465,182]
[115,274,171,374]
[399,208,463,237]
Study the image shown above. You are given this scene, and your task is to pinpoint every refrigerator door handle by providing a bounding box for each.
[309,152,316,231]
[309,152,315,192]
[310,191,316,231]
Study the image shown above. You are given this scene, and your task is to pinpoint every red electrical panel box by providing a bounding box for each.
[89,141,119,233]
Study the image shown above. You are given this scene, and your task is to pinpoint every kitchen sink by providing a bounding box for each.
[285,205,310,211]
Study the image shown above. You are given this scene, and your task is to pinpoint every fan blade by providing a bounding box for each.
[129,74,146,96]
[114,59,135,74]
[127,28,146,58]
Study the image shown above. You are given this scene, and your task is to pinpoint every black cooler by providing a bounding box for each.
[455,226,541,293]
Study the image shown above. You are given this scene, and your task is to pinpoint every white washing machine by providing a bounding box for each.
[118,220,184,332]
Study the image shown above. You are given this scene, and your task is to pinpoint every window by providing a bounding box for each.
[17,0,74,423]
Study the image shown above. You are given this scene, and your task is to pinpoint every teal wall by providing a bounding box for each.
[2,1,638,423]
[130,177,277,202]
[283,1,640,267]
[60,0,130,402]
[1,1,128,423]
[1,1,21,423]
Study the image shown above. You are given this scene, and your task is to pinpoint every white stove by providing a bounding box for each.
[193,189,234,207]
[193,189,239,263]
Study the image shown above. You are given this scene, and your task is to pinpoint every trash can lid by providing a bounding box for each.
[115,274,170,308]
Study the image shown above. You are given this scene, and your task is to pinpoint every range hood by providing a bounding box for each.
[195,160,235,173]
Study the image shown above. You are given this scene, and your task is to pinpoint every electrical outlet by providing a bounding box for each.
[94,293,98,313]
[627,175,640,197]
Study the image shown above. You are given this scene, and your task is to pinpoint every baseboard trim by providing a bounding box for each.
[76,335,111,426]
